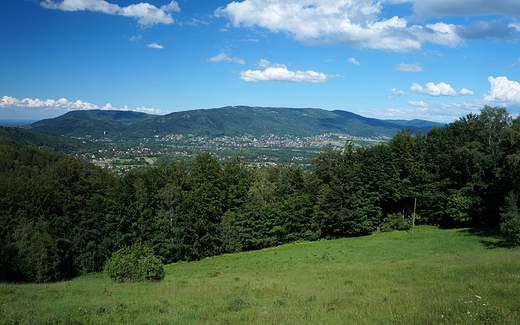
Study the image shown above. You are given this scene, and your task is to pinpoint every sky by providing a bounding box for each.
[1,0,520,123]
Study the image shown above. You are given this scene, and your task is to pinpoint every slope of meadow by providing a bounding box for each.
[1,226,519,324]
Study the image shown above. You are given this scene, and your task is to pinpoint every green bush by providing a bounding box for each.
[104,244,165,282]
[381,212,411,232]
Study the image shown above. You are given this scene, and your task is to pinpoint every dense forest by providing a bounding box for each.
[1,106,520,283]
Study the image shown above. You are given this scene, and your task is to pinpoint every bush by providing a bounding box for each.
[381,212,411,232]
[104,244,165,282]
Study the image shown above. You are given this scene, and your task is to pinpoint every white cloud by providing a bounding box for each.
[215,0,468,52]
[0,95,168,118]
[348,58,360,66]
[411,82,474,96]
[240,62,333,83]
[207,53,246,65]
[483,76,520,103]
[147,43,163,49]
[407,100,428,107]
[129,34,142,42]
[395,63,422,72]
[40,0,180,26]
[215,0,520,52]
[391,88,406,96]
[256,59,286,69]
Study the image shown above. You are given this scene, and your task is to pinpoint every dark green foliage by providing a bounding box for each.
[500,192,520,244]
[104,244,165,282]
[0,127,99,153]
[0,137,116,282]
[3,105,520,283]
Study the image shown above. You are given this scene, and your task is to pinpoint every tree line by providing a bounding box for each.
[1,106,519,283]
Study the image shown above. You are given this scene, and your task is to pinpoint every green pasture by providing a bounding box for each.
[1,226,519,324]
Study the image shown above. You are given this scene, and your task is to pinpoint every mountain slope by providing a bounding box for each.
[30,110,155,138]
[29,106,438,139]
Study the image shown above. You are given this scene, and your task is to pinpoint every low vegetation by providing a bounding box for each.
[103,244,165,283]
[0,227,519,324]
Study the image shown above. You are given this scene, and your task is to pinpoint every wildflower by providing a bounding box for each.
[475,295,481,299]
[467,311,470,314]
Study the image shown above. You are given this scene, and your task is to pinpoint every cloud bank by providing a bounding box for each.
[411,82,474,97]
[40,0,180,26]
[0,95,167,119]
[215,0,519,52]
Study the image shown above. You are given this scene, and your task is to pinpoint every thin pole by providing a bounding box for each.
[412,197,417,234]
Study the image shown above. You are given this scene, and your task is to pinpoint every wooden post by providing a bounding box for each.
[412,197,417,234]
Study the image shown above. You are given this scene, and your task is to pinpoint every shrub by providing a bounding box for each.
[104,244,165,282]
[381,212,411,232]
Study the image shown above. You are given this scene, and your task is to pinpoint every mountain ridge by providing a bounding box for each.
[28,106,439,139]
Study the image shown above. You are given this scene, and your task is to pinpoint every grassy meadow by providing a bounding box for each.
[1,226,519,324]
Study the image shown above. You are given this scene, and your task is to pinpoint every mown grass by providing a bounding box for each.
[1,226,519,324]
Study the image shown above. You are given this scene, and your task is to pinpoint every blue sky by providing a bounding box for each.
[1,0,520,122]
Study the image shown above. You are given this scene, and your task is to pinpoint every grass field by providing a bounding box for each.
[1,226,519,324]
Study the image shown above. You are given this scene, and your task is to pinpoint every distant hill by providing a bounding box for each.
[0,119,38,126]
[29,106,439,139]
[385,119,444,128]
[30,110,155,138]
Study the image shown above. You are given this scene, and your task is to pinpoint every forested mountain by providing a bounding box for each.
[2,106,520,283]
[29,106,438,139]
[30,110,156,139]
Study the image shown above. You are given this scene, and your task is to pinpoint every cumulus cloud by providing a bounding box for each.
[407,100,428,107]
[395,63,422,72]
[483,76,520,103]
[239,60,336,83]
[214,0,469,52]
[207,53,246,65]
[348,58,360,66]
[40,0,180,26]
[147,43,163,49]
[215,0,520,52]
[0,95,167,119]
[391,88,406,96]
[411,82,474,96]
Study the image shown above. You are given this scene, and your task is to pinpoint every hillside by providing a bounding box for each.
[1,227,518,324]
[30,110,156,138]
[0,126,100,153]
[29,106,438,139]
